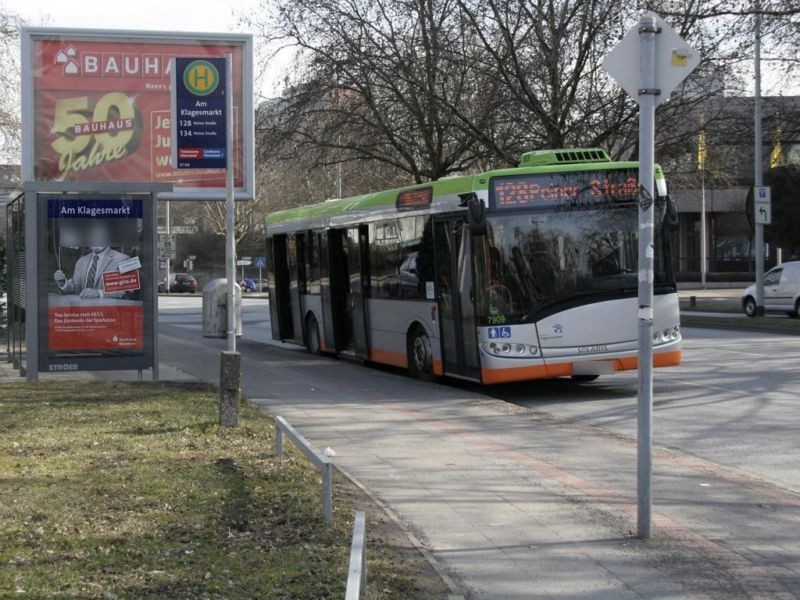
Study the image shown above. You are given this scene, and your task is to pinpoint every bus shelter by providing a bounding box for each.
[13,182,170,381]
[12,27,255,381]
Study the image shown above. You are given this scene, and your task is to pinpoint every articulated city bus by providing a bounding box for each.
[265,148,681,384]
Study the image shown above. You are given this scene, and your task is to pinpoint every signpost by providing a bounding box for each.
[237,257,252,279]
[603,12,699,539]
[754,185,771,225]
[254,256,266,291]
[172,54,236,352]
[158,234,176,260]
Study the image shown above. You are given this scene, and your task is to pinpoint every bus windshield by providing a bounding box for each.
[474,200,672,322]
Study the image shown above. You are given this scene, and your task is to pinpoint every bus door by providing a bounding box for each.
[434,218,481,379]
[327,227,370,357]
[286,235,305,345]
[319,232,336,350]
[269,234,294,341]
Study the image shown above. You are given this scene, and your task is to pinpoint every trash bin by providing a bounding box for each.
[202,278,242,338]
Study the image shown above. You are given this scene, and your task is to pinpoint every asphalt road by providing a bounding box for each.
[481,326,800,492]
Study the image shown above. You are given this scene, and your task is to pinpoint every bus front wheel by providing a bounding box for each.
[408,327,434,381]
[305,314,321,355]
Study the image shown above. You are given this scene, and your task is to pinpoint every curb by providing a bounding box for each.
[334,463,468,600]
[681,314,800,335]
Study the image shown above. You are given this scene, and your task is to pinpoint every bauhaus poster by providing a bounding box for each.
[24,30,252,196]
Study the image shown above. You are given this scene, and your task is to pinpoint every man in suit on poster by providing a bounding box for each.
[54,245,130,299]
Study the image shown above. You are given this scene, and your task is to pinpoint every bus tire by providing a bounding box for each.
[408,327,435,381]
[743,296,757,317]
[305,314,321,355]
[571,374,599,383]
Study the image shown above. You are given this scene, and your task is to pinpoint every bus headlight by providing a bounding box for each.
[481,343,540,358]
[671,326,680,340]
[653,332,662,343]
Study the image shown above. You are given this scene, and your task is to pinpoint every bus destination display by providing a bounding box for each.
[490,170,639,210]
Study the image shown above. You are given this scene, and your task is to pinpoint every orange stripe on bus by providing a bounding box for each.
[367,348,442,376]
[613,350,683,371]
[368,348,407,369]
[481,350,682,384]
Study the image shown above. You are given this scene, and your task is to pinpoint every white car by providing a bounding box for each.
[742,261,800,318]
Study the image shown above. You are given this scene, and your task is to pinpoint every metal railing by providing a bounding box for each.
[274,416,333,523]
[345,511,367,600]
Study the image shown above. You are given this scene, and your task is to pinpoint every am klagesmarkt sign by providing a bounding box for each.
[173,57,227,169]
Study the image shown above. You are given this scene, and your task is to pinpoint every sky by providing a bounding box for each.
[4,0,288,97]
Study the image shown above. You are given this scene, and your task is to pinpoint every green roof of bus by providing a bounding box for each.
[266,158,647,226]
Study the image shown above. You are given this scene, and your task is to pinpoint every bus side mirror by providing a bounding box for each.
[459,193,487,236]
[664,194,679,230]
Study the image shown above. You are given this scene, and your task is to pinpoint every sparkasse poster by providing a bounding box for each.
[44,196,152,370]
[27,32,249,193]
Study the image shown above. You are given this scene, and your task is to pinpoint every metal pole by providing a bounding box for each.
[24,190,38,381]
[754,1,765,315]
[322,462,333,524]
[165,201,170,294]
[637,14,657,539]
[152,194,160,382]
[225,53,236,352]
[700,169,707,288]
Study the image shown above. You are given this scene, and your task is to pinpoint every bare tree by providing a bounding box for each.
[247,0,500,183]
[246,0,800,211]
[0,9,24,162]
[200,200,266,245]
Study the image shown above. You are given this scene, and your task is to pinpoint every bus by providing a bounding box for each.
[265,148,681,384]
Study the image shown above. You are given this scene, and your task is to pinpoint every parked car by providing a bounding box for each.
[239,278,256,292]
[742,261,800,317]
[170,274,198,293]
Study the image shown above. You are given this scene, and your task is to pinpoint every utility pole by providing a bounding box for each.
[225,53,236,351]
[754,1,765,315]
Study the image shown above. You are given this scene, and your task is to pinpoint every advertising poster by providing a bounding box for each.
[45,197,147,363]
[30,36,244,189]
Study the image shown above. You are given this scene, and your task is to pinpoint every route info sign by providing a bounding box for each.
[172,57,227,169]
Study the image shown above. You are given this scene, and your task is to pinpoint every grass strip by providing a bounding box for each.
[0,381,443,599]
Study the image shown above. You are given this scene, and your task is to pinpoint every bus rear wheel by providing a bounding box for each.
[408,327,434,381]
[305,314,321,355]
